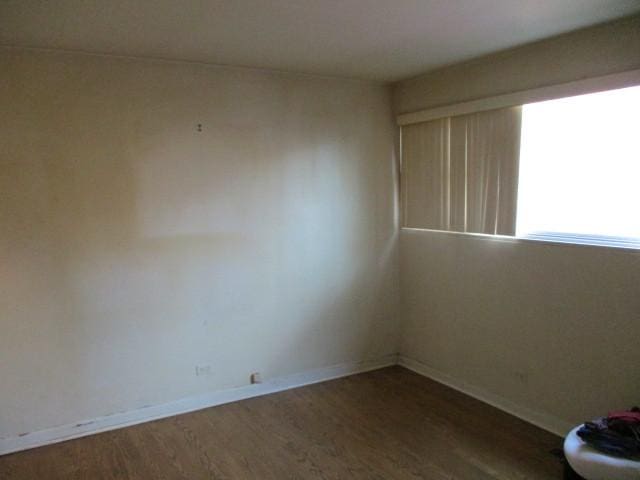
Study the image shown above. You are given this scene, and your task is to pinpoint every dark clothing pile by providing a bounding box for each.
[577,407,640,460]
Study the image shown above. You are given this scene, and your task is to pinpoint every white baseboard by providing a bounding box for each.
[397,355,572,437]
[0,354,398,456]
[1,353,572,456]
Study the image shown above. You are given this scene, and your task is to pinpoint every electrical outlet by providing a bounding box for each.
[195,365,212,376]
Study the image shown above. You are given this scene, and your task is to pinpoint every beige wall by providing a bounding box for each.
[393,14,640,114]
[395,14,640,434]
[0,48,399,439]
[400,231,640,433]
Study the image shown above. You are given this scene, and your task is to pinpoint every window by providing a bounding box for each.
[516,85,640,248]
[401,106,521,236]
[400,83,640,249]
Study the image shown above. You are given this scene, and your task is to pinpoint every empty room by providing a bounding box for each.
[1,2,639,479]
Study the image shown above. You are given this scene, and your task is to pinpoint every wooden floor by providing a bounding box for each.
[0,366,563,479]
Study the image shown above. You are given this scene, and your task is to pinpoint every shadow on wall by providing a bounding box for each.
[0,50,398,438]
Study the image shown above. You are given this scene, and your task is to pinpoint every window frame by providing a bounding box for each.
[397,69,640,251]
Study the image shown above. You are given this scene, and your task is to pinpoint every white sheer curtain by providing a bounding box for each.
[401,106,522,235]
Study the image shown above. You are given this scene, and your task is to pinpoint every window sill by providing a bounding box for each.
[519,232,640,250]
[400,227,640,252]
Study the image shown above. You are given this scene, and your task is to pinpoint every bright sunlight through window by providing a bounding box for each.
[516,85,640,247]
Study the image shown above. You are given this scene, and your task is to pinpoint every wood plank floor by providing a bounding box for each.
[0,366,563,479]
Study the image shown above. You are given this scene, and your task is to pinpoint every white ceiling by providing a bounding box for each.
[1,0,639,82]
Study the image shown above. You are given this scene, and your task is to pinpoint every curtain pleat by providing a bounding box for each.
[401,106,522,235]
[401,118,450,229]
